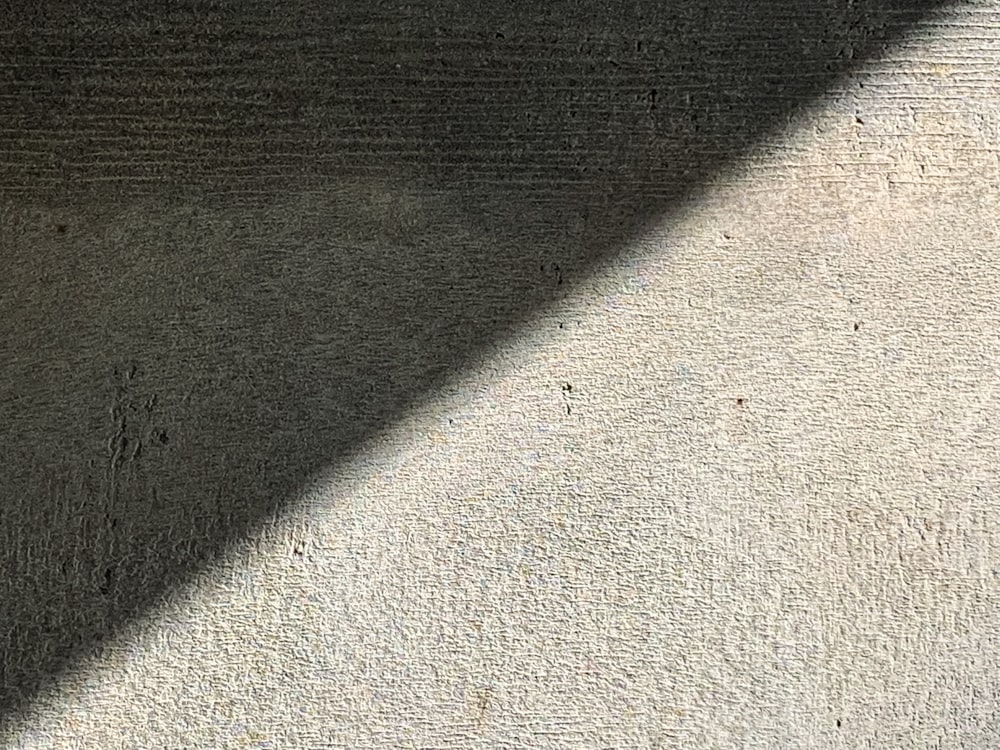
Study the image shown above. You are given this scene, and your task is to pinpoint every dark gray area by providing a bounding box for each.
[1,0,944,724]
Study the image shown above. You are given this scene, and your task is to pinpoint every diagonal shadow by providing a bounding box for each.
[1,0,947,725]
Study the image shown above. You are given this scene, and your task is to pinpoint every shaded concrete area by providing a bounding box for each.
[0,0,945,723]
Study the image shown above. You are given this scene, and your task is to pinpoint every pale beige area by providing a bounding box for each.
[7,7,1000,749]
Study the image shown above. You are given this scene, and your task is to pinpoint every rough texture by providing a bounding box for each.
[3,0,1000,747]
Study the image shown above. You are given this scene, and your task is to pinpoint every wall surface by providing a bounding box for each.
[2,1,1000,748]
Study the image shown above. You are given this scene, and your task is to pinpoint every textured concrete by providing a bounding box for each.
[4,0,1000,747]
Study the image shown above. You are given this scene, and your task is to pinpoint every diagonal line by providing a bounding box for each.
[0,0,955,726]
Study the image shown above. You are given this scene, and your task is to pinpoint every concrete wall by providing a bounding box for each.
[2,1,999,747]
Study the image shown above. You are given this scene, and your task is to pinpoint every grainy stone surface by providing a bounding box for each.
[3,0,1000,747]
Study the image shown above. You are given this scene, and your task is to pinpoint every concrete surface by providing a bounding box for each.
[3,0,1000,747]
